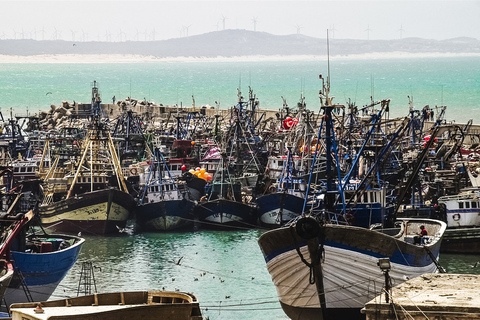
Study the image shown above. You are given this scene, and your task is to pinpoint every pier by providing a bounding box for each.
[362,273,480,319]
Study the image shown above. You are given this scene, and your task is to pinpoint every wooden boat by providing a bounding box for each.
[9,290,203,320]
[0,210,85,309]
[256,149,308,228]
[258,217,446,320]
[194,177,258,230]
[135,148,196,232]
[38,113,136,235]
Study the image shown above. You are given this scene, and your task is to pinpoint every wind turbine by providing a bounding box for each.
[295,24,302,35]
[151,27,156,41]
[184,25,191,37]
[252,17,258,32]
[364,24,372,40]
[71,29,77,42]
[221,15,227,30]
[329,24,336,39]
[398,24,405,39]
[40,26,45,40]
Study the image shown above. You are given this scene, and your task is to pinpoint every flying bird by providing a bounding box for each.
[46,92,52,95]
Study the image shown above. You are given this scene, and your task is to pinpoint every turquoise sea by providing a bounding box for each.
[2,57,480,319]
[1,56,480,124]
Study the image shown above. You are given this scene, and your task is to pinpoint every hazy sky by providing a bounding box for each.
[1,0,479,41]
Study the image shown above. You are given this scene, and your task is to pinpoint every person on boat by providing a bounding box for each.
[414,225,428,244]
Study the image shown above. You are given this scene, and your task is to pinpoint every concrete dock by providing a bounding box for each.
[362,273,480,319]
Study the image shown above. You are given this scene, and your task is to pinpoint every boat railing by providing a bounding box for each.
[438,192,479,202]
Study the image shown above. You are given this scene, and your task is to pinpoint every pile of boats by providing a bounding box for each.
[1,80,479,238]
[1,76,479,318]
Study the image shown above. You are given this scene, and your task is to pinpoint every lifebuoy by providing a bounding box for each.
[452,213,461,221]
[129,167,138,175]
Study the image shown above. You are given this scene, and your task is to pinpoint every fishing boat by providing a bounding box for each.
[9,290,203,320]
[135,148,196,232]
[258,67,447,319]
[194,154,258,230]
[256,148,308,228]
[437,188,480,253]
[38,98,136,235]
[0,210,85,310]
[259,216,446,319]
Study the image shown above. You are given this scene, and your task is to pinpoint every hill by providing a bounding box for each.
[0,30,479,57]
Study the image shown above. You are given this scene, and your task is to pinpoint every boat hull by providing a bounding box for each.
[258,219,446,320]
[194,199,258,230]
[39,188,135,235]
[5,235,84,308]
[256,192,304,228]
[135,199,196,231]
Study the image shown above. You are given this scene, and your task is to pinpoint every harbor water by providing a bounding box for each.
[50,225,480,320]
[2,57,480,319]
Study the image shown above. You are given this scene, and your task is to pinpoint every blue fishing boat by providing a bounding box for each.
[256,149,308,228]
[135,148,196,232]
[1,210,85,310]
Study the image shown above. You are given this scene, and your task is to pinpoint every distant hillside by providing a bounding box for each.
[1,29,479,57]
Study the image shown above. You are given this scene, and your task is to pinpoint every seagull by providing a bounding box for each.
[46,92,52,96]
[77,232,82,237]
[471,261,479,268]
[176,256,183,265]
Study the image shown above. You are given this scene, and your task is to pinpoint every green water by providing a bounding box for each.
[51,226,480,320]
[1,57,479,123]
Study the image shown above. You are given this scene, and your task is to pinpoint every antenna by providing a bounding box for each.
[327,29,330,91]
[370,75,375,103]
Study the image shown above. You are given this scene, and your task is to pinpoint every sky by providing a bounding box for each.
[0,0,479,41]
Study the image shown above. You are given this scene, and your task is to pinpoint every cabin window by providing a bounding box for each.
[466,202,470,209]
[27,167,33,172]
[363,193,368,202]
[459,202,464,209]
[278,161,284,167]
[473,202,478,209]
[20,167,26,173]
[94,177,98,183]
[87,178,91,183]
